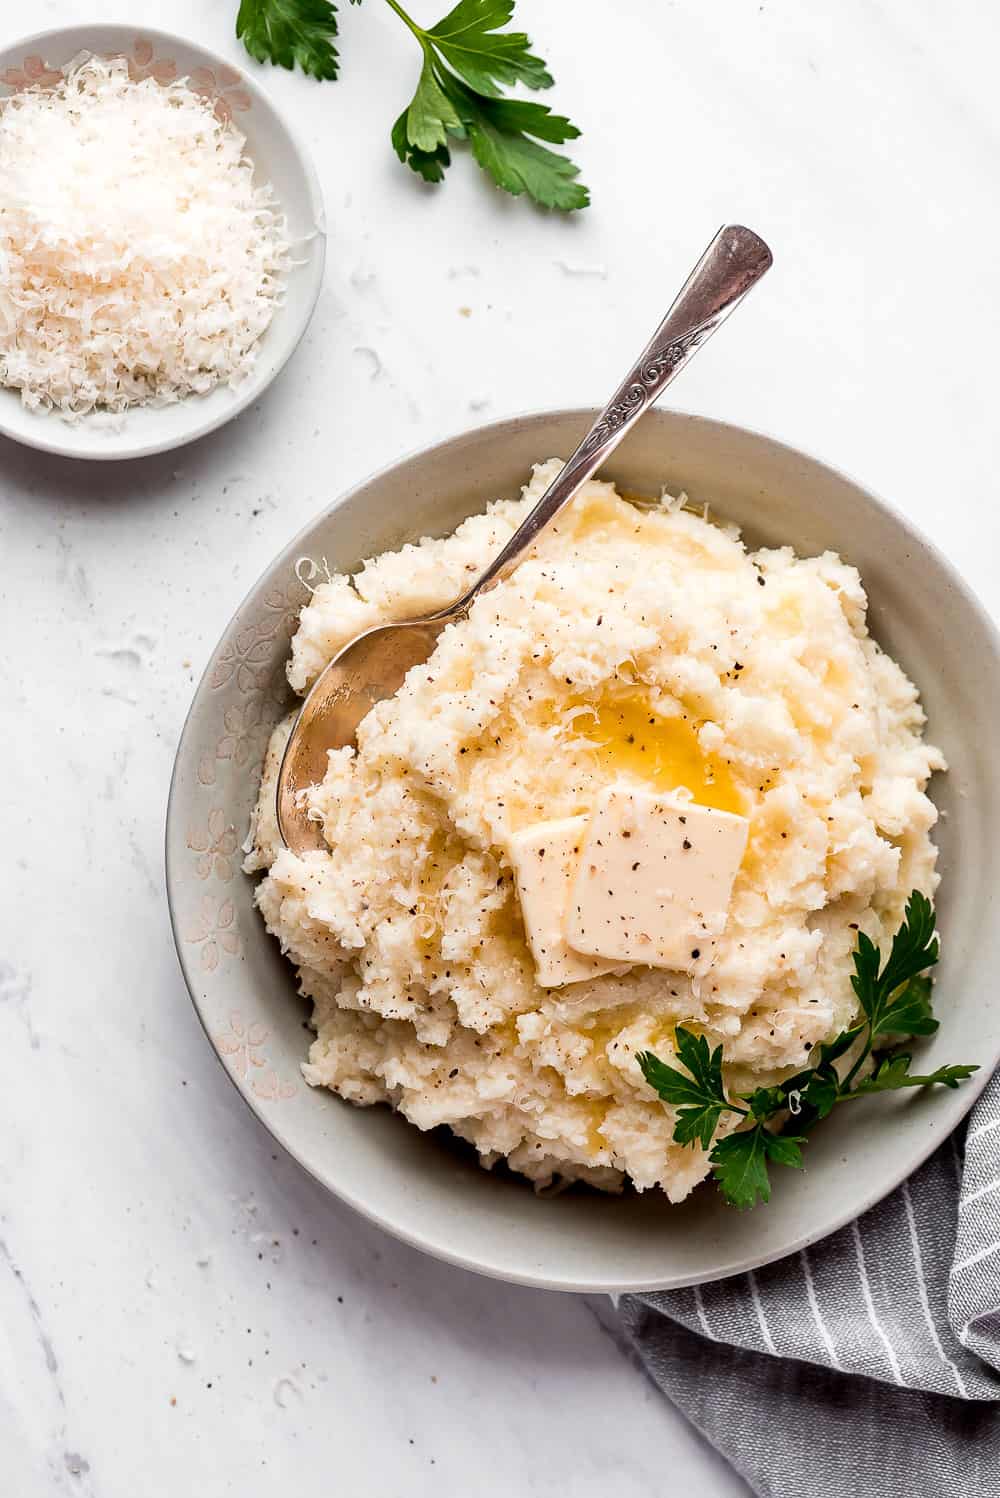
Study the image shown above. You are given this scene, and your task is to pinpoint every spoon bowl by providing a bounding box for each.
[277,617,448,849]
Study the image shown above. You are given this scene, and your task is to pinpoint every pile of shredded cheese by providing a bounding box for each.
[0,55,289,419]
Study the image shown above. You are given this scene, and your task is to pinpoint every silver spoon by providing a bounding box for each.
[277,224,773,853]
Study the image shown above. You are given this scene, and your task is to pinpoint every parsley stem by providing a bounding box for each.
[382,0,426,40]
[840,1034,872,1093]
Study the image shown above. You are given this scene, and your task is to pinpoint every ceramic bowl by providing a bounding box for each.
[0,24,325,461]
[166,409,1000,1292]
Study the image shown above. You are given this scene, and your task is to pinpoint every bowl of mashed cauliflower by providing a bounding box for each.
[167,409,1000,1290]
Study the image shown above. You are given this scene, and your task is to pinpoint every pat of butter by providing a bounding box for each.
[565,788,749,970]
[507,816,624,988]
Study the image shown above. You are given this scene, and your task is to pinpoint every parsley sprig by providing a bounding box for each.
[638,893,978,1209]
[235,0,588,210]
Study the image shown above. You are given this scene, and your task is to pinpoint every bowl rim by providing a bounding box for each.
[0,20,326,462]
[166,405,1000,1292]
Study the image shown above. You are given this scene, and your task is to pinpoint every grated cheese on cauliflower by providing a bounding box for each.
[0,55,289,419]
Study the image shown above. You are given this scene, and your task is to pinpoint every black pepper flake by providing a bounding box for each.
[691,948,700,958]
[682,839,692,850]
[631,861,640,871]
[449,1068,458,1078]
[758,575,766,586]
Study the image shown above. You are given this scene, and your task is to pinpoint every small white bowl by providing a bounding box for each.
[0,24,325,461]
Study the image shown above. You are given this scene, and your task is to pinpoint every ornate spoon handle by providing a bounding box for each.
[453,224,772,608]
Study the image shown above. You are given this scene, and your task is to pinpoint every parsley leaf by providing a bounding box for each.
[851,1054,979,1095]
[710,1126,806,1210]
[851,891,939,1041]
[400,54,463,150]
[799,1068,841,1119]
[427,0,552,94]
[444,78,586,210]
[638,892,977,1208]
[390,117,451,183]
[236,0,341,81]
[638,1028,741,1151]
[390,53,461,178]
[709,1128,771,1209]
[873,973,939,1041]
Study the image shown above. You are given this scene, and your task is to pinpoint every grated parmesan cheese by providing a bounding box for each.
[0,55,289,419]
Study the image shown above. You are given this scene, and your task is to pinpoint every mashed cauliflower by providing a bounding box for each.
[246,462,944,1201]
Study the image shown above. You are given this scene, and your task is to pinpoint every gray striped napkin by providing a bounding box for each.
[620,1069,1000,1498]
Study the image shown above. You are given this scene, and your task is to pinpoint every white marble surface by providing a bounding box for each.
[3,0,999,1492]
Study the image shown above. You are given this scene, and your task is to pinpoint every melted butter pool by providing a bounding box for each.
[570,696,746,815]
